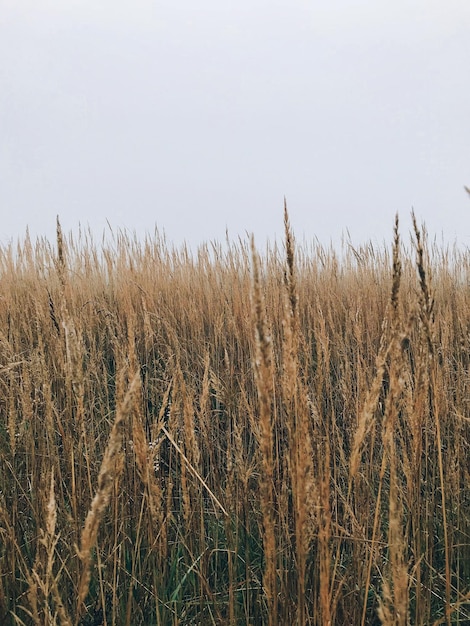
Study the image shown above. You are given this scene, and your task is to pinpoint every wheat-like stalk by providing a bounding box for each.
[76,372,140,623]
[251,234,278,626]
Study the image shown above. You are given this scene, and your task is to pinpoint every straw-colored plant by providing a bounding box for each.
[0,209,469,625]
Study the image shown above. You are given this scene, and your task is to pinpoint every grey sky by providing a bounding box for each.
[1,0,470,250]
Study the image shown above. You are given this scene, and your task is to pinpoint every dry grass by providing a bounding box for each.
[0,213,470,625]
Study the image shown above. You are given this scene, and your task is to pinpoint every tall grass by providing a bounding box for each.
[0,213,470,625]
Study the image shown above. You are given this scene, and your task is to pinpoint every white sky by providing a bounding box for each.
[1,0,470,250]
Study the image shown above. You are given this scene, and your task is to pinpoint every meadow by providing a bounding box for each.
[0,209,469,625]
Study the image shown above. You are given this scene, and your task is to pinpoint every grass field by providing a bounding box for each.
[1,208,469,625]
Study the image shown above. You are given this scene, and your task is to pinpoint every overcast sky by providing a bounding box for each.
[1,0,470,251]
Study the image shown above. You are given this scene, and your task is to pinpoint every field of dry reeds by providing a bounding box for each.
[1,208,470,625]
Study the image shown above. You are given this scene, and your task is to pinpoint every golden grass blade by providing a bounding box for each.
[76,372,140,622]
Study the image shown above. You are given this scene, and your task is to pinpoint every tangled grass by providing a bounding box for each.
[0,209,470,625]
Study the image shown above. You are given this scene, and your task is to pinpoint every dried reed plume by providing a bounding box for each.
[76,372,140,623]
[251,234,278,626]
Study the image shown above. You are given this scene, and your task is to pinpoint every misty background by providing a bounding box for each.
[1,0,470,251]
